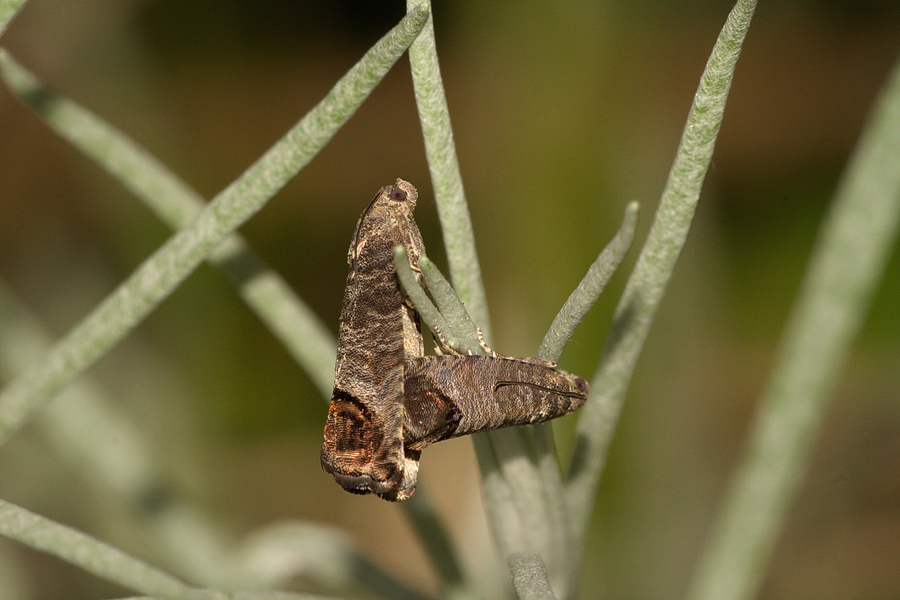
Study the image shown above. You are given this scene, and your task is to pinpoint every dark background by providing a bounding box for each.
[1,1,899,598]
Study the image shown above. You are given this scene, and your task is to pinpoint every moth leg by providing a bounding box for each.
[476,327,501,357]
[378,450,420,502]
[429,325,459,356]
[510,355,558,368]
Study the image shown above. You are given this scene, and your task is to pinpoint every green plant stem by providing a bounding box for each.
[404,4,575,593]
[398,243,573,596]
[473,426,571,597]
[0,498,206,600]
[0,280,428,600]
[0,0,27,37]
[391,250,474,597]
[405,0,489,338]
[0,6,429,446]
[419,256,486,354]
[395,247,484,355]
[538,202,639,363]
[0,49,336,398]
[508,554,558,600]
[564,0,758,577]
[684,50,900,600]
[517,201,638,591]
[0,500,331,600]
[228,523,433,600]
[400,488,468,600]
[393,247,456,349]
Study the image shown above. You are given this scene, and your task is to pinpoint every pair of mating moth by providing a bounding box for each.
[321,179,589,501]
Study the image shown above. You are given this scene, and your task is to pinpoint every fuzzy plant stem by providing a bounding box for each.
[564,0,758,582]
[0,499,335,600]
[684,49,900,600]
[405,0,489,337]
[403,3,579,595]
[538,202,639,363]
[0,49,336,398]
[0,0,28,37]
[0,280,432,600]
[0,6,429,446]
[0,498,208,600]
[508,554,558,600]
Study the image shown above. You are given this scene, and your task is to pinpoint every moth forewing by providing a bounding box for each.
[402,355,589,450]
[321,179,427,500]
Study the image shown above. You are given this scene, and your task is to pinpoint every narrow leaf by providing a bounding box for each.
[0,6,429,445]
[390,249,473,596]
[0,499,203,600]
[404,4,572,592]
[394,247,456,350]
[0,49,336,398]
[405,0,489,337]
[564,0,758,577]
[538,202,639,363]
[396,249,484,355]
[684,50,900,600]
[0,0,27,37]
[508,554,557,600]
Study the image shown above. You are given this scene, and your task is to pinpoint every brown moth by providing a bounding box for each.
[321,179,426,501]
[402,355,589,452]
[322,179,591,502]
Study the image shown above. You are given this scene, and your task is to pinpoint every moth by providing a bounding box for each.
[322,180,590,502]
[321,179,427,501]
[403,355,589,451]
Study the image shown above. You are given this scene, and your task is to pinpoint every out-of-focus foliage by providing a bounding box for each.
[1,1,899,599]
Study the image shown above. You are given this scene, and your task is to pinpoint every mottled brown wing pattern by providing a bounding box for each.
[321,179,426,501]
[321,179,592,503]
[402,355,589,452]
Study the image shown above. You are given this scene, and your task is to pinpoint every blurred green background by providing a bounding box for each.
[1,0,899,598]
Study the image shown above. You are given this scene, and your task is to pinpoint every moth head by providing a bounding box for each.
[573,376,590,396]
[388,187,407,202]
[387,178,417,211]
[347,180,419,263]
